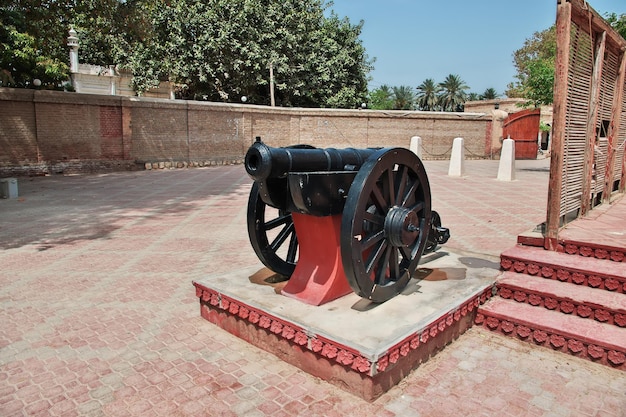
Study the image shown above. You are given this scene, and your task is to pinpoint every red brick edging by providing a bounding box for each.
[475,311,626,370]
[497,284,626,327]
[193,282,494,377]
[500,258,626,294]
[560,241,626,263]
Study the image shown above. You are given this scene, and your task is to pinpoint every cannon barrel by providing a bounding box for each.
[245,137,379,181]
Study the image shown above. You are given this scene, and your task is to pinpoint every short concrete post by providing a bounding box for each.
[448,137,465,177]
[0,178,18,198]
[410,136,422,159]
[497,138,516,181]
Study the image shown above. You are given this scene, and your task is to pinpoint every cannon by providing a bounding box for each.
[245,137,450,304]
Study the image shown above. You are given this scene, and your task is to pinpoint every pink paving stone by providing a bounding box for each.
[1,399,26,414]
[179,398,205,415]
[24,399,52,415]
[48,400,78,417]
[184,385,207,400]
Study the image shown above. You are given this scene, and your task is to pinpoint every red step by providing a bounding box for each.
[476,297,626,370]
[500,245,626,293]
[497,271,626,327]
[558,239,626,263]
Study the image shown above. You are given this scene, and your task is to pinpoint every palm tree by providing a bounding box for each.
[466,92,480,102]
[392,85,415,110]
[438,74,469,112]
[481,87,499,100]
[415,78,439,111]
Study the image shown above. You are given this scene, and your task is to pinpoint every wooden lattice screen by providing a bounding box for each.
[545,0,626,249]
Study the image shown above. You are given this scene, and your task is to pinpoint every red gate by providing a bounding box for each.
[502,108,540,159]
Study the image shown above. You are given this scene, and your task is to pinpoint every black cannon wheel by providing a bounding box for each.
[340,148,432,302]
[247,182,298,277]
[424,210,442,253]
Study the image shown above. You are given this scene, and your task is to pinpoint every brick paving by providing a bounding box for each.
[1,159,624,417]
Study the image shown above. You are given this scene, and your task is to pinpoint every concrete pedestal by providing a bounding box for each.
[193,249,498,400]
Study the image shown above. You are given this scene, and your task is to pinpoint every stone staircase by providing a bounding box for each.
[476,242,626,370]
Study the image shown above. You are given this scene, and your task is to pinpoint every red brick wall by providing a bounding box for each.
[0,88,498,176]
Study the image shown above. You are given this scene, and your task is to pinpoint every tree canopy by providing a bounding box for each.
[1,0,373,108]
[506,12,624,106]
[438,74,468,112]
[415,78,438,111]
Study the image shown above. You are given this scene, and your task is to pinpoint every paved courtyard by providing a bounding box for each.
[1,159,624,416]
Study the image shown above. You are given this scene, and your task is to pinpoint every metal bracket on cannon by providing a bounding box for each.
[246,137,450,305]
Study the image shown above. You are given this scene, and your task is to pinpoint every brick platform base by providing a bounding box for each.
[194,280,493,401]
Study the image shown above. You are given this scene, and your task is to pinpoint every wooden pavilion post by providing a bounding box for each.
[581,31,605,216]
[604,49,626,199]
[545,0,572,250]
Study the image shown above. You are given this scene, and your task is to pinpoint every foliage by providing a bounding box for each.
[604,13,626,39]
[71,0,154,67]
[1,2,71,88]
[415,78,439,111]
[437,74,468,112]
[481,87,498,100]
[1,0,372,108]
[506,26,556,99]
[392,85,415,110]
[0,25,69,88]
[368,85,394,110]
[507,11,624,103]
[123,0,371,107]
[522,58,554,106]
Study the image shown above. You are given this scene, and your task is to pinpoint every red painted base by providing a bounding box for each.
[281,213,353,306]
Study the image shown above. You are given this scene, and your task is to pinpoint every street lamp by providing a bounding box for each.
[33,79,41,88]
[241,96,248,103]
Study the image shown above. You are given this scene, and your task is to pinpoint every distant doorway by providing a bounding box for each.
[502,108,541,159]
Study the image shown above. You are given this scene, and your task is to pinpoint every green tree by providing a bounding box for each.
[1,0,372,107]
[523,58,554,106]
[481,87,499,100]
[71,0,154,67]
[1,1,71,88]
[126,0,371,107]
[508,12,623,105]
[368,85,394,110]
[506,26,556,98]
[466,92,480,101]
[392,85,415,110]
[604,13,626,39]
[415,78,439,111]
[438,74,468,112]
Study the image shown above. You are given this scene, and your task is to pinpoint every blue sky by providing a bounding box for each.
[327,0,623,96]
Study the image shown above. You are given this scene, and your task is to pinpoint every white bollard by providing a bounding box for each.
[448,137,465,177]
[410,136,422,159]
[497,138,516,181]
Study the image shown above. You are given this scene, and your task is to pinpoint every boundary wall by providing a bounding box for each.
[1,88,501,176]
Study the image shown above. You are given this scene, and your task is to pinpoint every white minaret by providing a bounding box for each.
[67,28,79,73]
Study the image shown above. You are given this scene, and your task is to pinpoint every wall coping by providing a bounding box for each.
[1,87,491,121]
